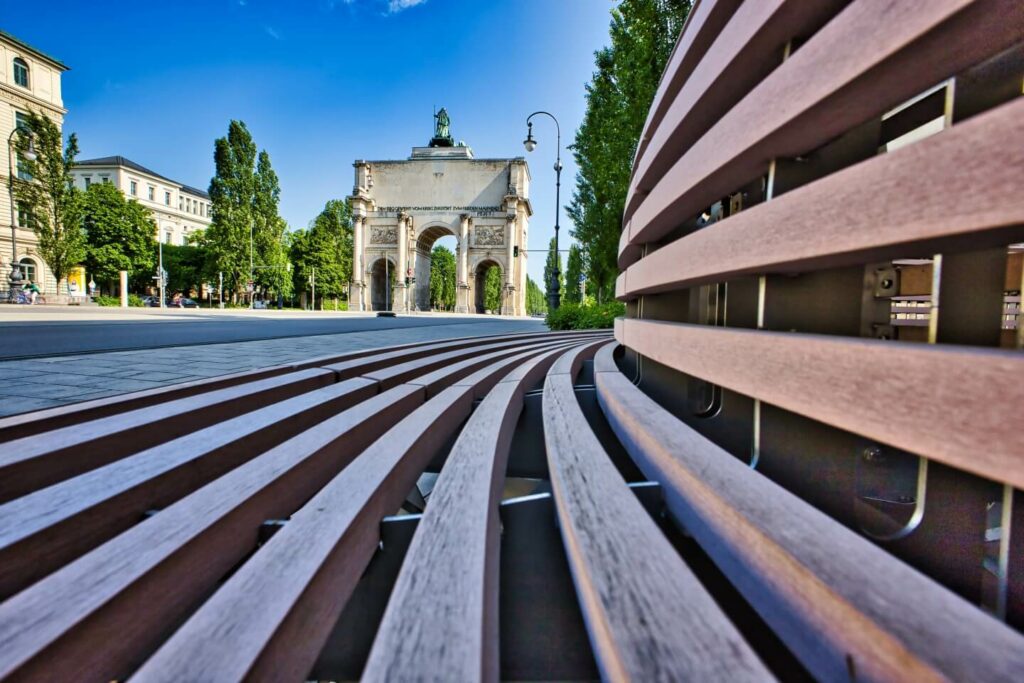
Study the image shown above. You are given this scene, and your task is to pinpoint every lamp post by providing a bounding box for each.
[524,111,562,311]
[6,127,36,301]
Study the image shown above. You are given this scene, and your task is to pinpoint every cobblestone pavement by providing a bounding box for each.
[0,318,546,417]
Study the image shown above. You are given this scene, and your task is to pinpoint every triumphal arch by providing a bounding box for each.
[348,109,531,315]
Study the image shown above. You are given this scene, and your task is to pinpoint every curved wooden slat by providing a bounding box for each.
[542,343,772,681]
[0,384,423,682]
[622,97,1024,297]
[626,0,847,220]
[0,335,568,599]
[0,367,336,503]
[618,318,1024,488]
[622,0,1024,265]
[362,340,598,682]
[594,342,1024,681]
[131,346,568,683]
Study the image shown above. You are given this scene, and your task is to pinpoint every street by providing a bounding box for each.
[0,309,547,416]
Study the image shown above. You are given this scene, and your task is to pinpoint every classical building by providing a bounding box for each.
[70,156,212,246]
[348,110,531,315]
[0,30,69,295]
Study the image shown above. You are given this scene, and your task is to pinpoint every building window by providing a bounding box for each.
[148,186,155,200]
[18,258,36,283]
[13,58,29,88]
[165,191,171,206]
[165,231,172,244]
[14,112,28,131]
[16,203,32,227]
[102,176,110,184]
[181,233,188,246]
[179,197,183,210]
[200,203,205,217]
[130,180,137,196]
[84,176,92,189]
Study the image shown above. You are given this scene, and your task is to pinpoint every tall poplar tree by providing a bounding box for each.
[564,244,585,305]
[568,0,690,301]
[429,245,456,310]
[543,236,563,304]
[206,120,256,301]
[10,110,85,292]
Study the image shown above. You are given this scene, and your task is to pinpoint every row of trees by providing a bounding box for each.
[10,113,353,305]
[566,0,691,302]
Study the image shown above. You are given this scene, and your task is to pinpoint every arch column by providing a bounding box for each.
[501,214,516,315]
[349,215,365,311]
[455,213,471,314]
[394,213,408,312]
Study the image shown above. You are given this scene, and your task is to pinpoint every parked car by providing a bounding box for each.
[142,295,159,307]
[167,297,198,308]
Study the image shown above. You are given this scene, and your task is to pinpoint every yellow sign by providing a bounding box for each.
[67,266,86,296]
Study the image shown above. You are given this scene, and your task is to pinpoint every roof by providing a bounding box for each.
[0,30,69,71]
[75,156,210,199]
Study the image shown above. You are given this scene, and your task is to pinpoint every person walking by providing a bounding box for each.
[23,280,40,305]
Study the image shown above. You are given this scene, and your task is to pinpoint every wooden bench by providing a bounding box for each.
[3,0,1024,679]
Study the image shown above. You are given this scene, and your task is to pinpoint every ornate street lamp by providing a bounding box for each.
[524,111,562,311]
[7,127,36,301]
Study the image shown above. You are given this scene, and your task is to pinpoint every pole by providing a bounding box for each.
[219,271,223,309]
[159,240,164,309]
[249,222,254,310]
[385,253,390,311]
[525,111,562,311]
[311,266,316,312]
[119,270,128,308]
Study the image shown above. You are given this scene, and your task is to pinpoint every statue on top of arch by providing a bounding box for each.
[430,107,455,147]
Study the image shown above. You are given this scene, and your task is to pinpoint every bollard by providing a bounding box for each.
[120,271,128,308]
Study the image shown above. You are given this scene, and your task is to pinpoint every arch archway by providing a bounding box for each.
[413,223,460,311]
[473,259,502,314]
[369,256,396,311]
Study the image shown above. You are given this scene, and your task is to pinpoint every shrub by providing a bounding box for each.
[94,294,145,307]
[546,301,625,330]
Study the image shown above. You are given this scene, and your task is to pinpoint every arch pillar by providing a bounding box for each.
[501,214,516,315]
[455,213,471,314]
[394,213,409,312]
[349,215,365,311]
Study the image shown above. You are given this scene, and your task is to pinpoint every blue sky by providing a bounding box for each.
[4,0,615,284]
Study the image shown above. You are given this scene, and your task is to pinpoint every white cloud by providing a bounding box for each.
[264,25,282,40]
[387,0,427,13]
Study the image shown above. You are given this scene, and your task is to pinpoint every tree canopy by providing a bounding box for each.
[289,199,352,306]
[80,182,156,290]
[568,0,690,302]
[526,275,547,315]
[10,110,85,291]
[482,264,502,313]
[429,245,456,310]
[563,243,585,305]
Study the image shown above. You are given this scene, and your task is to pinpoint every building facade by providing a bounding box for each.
[70,156,211,247]
[348,142,531,316]
[0,30,69,295]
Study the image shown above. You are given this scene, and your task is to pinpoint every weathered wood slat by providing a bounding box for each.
[626,0,847,220]
[0,367,336,503]
[618,318,1024,488]
[621,98,1024,297]
[131,345,570,682]
[0,384,423,682]
[622,0,1024,265]
[0,377,379,600]
[593,342,1024,681]
[542,343,772,681]
[362,340,601,682]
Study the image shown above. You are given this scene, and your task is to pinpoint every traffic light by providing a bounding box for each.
[513,246,519,257]
[405,276,411,286]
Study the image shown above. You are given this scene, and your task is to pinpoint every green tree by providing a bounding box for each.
[564,243,585,305]
[162,244,205,296]
[252,150,292,299]
[10,110,85,292]
[289,199,352,308]
[206,120,256,301]
[543,236,563,305]
[80,182,156,292]
[483,264,503,313]
[526,276,547,315]
[429,245,456,310]
[568,0,690,302]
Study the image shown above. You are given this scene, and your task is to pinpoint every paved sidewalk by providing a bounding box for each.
[0,318,546,417]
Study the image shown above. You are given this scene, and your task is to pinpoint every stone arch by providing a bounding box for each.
[472,258,503,315]
[411,222,460,311]
[369,255,397,311]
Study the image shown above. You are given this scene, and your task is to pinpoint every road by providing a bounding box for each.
[0,312,543,360]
